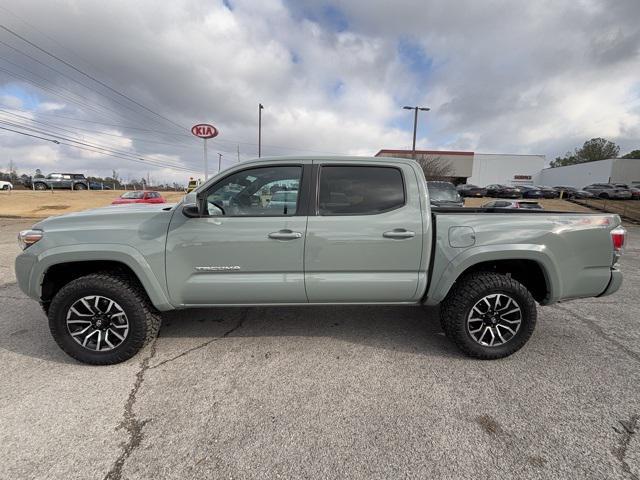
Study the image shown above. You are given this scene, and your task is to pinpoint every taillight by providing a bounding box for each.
[611,227,626,262]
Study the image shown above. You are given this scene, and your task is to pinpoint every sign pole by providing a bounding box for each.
[204,138,208,180]
[191,123,218,181]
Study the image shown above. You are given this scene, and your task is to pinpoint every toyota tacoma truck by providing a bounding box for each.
[14,156,626,364]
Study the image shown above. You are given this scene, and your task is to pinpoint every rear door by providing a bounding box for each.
[304,161,424,303]
[166,162,311,305]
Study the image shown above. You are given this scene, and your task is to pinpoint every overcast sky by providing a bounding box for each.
[0,0,639,184]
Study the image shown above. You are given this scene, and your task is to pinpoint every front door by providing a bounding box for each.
[166,163,309,306]
[304,162,424,303]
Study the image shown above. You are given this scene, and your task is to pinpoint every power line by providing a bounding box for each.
[0,24,189,132]
[0,38,186,130]
[0,125,197,173]
[0,108,198,149]
[0,64,130,123]
[0,52,157,126]
[0,120,201,172]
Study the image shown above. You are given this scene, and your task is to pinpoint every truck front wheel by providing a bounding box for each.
[48,273,161,365]
[440,272,537,359]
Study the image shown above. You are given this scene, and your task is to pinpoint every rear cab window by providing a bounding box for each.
[318,165,405,215]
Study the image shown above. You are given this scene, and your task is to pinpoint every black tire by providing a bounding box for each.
[599,192,609,199]
[48,273,161,365]
[34,182,48,190]
[440,272,537,359]
[1,185,8,190]
[74,183,87,190]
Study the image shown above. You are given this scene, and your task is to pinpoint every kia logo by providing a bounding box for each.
[191,124,219,139]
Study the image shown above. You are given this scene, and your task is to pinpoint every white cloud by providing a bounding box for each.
[0,0,638,183]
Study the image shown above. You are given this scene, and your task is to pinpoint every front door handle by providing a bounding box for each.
[383,229,416,239]
[268,229,303,240]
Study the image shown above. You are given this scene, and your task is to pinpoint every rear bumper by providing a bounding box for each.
[598,267,623,297]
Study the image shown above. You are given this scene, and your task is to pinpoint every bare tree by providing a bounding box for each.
[414,155,455,180]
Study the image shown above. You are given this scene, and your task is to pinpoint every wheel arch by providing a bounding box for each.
[425,246,561,306]
[34,246,174,311]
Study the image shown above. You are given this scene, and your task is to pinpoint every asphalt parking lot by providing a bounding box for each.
[1,218,638,479]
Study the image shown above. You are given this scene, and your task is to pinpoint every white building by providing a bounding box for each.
[537,158,640,188]
[469,153,545,186]
[375,149,545,186]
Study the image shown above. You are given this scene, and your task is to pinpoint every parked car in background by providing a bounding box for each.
[614,184,640,200]
[485,184,521,198]
[583,184,632,199]
[553,185,575,198]
[553,186,595,199]
[0,180,13,190]
[482,200,543,209]
[515,185,544,198]
[534,185,560,199]
[267,190,298,213]
[456,183,487,198]
[88,181,112,190]
[112,191,166,204]
[427,181,464,207]
[31,173,88,190]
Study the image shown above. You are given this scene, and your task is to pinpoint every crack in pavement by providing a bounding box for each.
[552,305,640,363]
[613,414,639,480]
[103,341,158,480]
[149,308,248,370]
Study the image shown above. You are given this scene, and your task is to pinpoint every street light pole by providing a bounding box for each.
[218,153,223,172]
[403,105,430,158]
[258,103,264,158]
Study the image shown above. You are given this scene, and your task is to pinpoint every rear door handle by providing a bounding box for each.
[383,229,416,239]
[268,229,303,240]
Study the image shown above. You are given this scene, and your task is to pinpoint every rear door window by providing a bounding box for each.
[318,166,405,215]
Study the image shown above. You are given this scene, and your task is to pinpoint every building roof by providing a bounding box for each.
[375,149,474,157]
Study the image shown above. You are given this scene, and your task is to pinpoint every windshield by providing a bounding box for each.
[427,182,460,201]
[121,191,144,199]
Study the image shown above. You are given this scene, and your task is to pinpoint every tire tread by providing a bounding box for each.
[440,271,536,359]
[48,272,161,364]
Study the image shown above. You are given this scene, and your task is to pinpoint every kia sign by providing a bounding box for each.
[191,124,218,139]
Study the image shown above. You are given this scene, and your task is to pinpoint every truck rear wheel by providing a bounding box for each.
[48,273,161,365]
[440,272,537,359]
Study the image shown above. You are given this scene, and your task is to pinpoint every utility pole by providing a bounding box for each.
[218,153,223,172]
[258,103,264,157]
[237,144,240,163]
[402,105,430,158]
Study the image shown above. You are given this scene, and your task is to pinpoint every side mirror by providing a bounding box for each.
[182,203,202,218]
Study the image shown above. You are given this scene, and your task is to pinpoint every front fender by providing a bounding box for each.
[27,244,174,311]
[424,244,561,306]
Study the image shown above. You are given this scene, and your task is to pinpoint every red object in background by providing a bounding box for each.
[111,191,166,205]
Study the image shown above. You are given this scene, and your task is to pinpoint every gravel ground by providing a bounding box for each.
[0,218,638,480]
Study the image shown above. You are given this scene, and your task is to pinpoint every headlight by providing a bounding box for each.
[18,229,43,250]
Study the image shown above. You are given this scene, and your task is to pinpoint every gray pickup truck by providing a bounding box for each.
[15,156,626,364]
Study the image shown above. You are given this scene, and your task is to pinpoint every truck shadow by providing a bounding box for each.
[0,284,461,364]
[157,304,460,359]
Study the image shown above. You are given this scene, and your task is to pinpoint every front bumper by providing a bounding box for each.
[15,251,37,298]
[598,267,623,297]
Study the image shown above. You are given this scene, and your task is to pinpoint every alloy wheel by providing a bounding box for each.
[467,293,522,347]
[66,295,129,352]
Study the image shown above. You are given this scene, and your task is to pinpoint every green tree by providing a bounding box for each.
[621,149,640,159]
[550,138,620,168]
